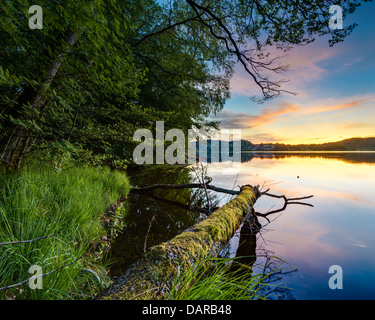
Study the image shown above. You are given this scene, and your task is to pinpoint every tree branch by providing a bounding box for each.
[132,13,204,49]
[185,0,296,102]
[0,234,56,247]
[130,182,240,195]
[0,240,96,292]
[131,180,313,225]
[256,192,314,221]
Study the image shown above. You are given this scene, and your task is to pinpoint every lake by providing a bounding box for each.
[108,152,375,300]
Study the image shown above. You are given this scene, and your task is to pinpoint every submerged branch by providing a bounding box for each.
[147,192,214,216]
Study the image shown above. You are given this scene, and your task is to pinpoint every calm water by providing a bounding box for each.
[109,152,375,300]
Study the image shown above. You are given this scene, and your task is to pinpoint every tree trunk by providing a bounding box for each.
[95,185,261,300]
[0,31,80,169]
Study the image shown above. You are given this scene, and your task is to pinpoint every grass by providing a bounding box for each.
[0,164,130,300]
[166,255,294,300]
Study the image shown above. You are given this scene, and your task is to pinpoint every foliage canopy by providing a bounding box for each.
[0,0,369,168]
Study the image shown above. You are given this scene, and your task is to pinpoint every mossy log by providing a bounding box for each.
[96,185,261,300]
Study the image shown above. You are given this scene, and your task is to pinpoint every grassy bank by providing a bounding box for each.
[0,164,130,300]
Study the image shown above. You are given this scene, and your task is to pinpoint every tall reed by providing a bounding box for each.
[166,255,294,300]
[0,164,129,299]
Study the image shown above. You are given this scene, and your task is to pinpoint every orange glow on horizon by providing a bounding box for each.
[263,135,372,146]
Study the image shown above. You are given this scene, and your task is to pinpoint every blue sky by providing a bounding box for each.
[210,1,375,144]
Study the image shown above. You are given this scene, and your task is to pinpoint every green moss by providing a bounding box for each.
[98,186,257,300]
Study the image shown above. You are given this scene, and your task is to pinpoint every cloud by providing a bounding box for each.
[211,93,375,144]
[341,122,374,130]
[229,39,339,97]
[211,110,255,129]
[304,136,328,141]
[213,102,300,129]
[299,97,373,116]
[250,102,299,127]
[343,57,364,67]
[245,132,280,143]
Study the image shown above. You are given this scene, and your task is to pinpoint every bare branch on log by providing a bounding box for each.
[256,192,314,222]
[131,182,314,222]
[97,181,314,300]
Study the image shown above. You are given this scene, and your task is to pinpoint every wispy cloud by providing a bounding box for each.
[229,39,339,97]
[299,96,374,116]
[246,132,280,143]
[250,102,299,127]
[343,57,364,67]
[212,93,375,144]
[341,122,374,130]
[213,102,299,129]
[215,4,375,145]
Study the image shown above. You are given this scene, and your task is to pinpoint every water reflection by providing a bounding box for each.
[233,221,257,270]
[109,152,375,299]
[238,151,375,164]
[108,165,217,276]
[224,204,298,299]
[207,152,375,299]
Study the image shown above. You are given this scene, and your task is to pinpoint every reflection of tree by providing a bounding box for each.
[215,190,306,300]
[239,152,375,164]
[224,219,298,300]
[108,165,219,276]
[206,151,375,164]
[254,257,297,300]
[109,164,310,299]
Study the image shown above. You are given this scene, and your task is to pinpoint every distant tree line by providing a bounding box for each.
[270,138,375,151]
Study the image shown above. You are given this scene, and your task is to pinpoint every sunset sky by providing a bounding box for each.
[211,2,375,145]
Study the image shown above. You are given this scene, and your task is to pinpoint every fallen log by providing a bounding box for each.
[96,185,261,300]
